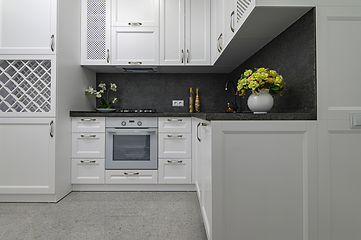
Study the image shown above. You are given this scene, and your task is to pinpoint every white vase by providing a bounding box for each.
[247,90,274,114]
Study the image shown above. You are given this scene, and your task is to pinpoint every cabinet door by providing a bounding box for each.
[158,117,192,132]
[0,118,55,194]
[158,133,192,159]
[0,55,57,117]
[106,170,158,184]
[81,0,111,65]
[72,133,105,158]
[185,0,210,65]
[211,0,224,63]
[0,0,57,55]
[72,117,105,133]
[160,0,185,65]
[111,0,159,27]
[72,159,105,184]
[158,159,192,184]
[111,27,159,65]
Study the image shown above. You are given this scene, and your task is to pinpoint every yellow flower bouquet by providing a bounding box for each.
[237,68,285,97]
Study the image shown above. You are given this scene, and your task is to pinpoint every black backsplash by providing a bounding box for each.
[97,8,316,114]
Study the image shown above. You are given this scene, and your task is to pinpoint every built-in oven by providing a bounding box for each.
[105,117,157,170]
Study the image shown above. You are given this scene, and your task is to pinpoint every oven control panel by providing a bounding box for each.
[106,117,157,128]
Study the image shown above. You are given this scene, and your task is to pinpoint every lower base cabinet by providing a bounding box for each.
[71,159,105,184]
[158,159,192,184]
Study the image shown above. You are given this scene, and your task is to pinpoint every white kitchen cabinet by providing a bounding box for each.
[72,117,106,133]
[206,121,318,240]
[72,159,105,184]
[0,0,57,55]
[0,118,55,194]
[158,117,192,184]
[158,159,192,184]
[158,117,192,132]
[111,27,159,65]
[160,0,210,65]
[72,133,105,159]
[106,170,158,184]
[81,0,111,65]
[211,0,224,63]
[111,0,159,27]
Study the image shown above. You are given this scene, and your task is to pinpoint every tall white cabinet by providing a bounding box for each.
[0,0,94,202]
[317,2,361,240]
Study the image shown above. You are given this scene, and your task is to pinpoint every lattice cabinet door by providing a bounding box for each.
[0,0,57,55]
[0,55,56,117]
[81,0,111,65]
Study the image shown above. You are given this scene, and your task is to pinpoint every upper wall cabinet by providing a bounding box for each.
[160,0,210,65]
[0,0,57,55]
[111,0,159,27]
[81,0,111,65]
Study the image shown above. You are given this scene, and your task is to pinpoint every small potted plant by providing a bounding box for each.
[237,68,285,114]
[85,81,118,112]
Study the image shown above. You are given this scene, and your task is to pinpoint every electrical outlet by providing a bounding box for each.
[172,100,184,107]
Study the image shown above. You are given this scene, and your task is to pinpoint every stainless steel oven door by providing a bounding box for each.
[105,128,158,170]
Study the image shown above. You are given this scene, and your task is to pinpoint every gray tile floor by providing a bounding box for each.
[0,192,207,240]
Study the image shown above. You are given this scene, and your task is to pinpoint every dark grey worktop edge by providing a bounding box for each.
[70,111,316,121]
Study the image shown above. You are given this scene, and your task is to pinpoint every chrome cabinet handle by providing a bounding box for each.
[107,49,110,63]
[50,120,54,138]
[217,33,223,52]
[124,172,139,176]
[167,160,183,163]
[197,122,207,142]
[186,49,189,63]
[128,61,142,65]
[80,134,96,138]
[80,160,96,164]
[50,34,54,51]
[80,118,96,122]
[128,22,142,26]
[167,134,183,138]
[181,49,184,63]
[167,118,182,122]
[230,11,235,32]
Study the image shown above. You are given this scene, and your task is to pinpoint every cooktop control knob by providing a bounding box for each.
[121,121,126,126]
[137,121,142,126]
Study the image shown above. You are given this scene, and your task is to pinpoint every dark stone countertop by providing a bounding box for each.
[70,110,316,121]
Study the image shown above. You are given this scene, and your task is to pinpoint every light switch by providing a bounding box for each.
[350,113,361,129]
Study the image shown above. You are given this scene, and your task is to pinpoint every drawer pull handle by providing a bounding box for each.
[80,134,96,138]
[80,160,96,164]
[81,118,96,121]
[124,172,139,176]
[167,134,183,138]
[167,118,182,122]
[167,160,183,164]
[128,61,142,65]
[128,22,142,26]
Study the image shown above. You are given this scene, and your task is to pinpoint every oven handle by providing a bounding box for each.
[106,130,156,133]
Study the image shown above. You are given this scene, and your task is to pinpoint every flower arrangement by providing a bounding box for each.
[85,81,118,109]
[237,68,285,97]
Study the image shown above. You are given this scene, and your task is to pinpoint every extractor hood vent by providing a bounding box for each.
[119,67,158,73]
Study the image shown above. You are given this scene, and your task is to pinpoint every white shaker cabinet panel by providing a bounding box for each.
[105,170,158,184]
[111,0,159,27]
[0,118,55,194]
[71,159,105,184]
[72,117,105,133]
[111,27,159,65]
[158,117,192,132]
[158,133,192,159]
[158,159,192,184]
[0,0,57,55]
[71,133,105,158]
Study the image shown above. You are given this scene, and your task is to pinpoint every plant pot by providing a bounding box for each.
[96,108,116,113]
[247,90,274,114]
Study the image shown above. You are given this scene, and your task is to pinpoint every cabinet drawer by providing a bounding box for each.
[158,159,192,184]
[71,159,105,184]
[72,117,105,132]
[158,117,191,132]
[158,133,192,158]
[72,133,105,158]
[105,170,158,184]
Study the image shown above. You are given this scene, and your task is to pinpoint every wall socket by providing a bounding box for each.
[172,100,184,107]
